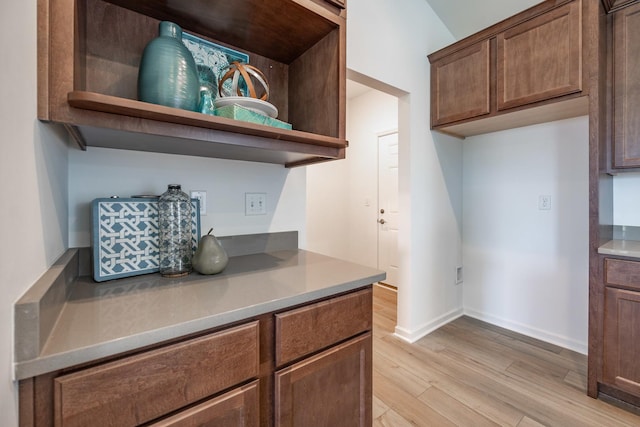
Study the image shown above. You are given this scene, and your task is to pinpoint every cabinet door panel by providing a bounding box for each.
[613,2,640,168]
[149,381,259,427]
[275,333,372,427]
[431,40,491,126]
[604,287,640,396]
[497,1,582,111]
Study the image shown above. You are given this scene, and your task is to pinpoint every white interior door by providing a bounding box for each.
[378,131,399,288]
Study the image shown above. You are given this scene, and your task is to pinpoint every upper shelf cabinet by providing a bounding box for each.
[37,0,347,167]
[428,0,593,138]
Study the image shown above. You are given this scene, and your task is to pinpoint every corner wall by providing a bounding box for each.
[462,116,590,353]
[346,0,464,341]
[1,2,70,424]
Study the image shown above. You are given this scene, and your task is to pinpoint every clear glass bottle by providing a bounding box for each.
[158,184,192,277]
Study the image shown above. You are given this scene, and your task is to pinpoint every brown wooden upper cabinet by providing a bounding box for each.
[431,40,490,127]
[38,0,347,167]
[611,2,640,169]
[496,1,582,111]
[429,0,592,138]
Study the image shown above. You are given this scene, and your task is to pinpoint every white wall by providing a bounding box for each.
[463,116,590,353]
[345,0,463,341]
[305,155,350,260]
[69,148,306,248]
[1,1,70,424]
[306,88,398,269]
[613,173,640,226]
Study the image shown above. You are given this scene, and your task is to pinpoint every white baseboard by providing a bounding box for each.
[463,308,588,355]
[393,308,464,343]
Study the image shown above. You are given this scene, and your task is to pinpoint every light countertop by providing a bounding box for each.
[598,239,640,259]
[14,249,385,380]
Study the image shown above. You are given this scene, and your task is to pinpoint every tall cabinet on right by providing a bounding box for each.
[610,1,640,169]
[591,0,640,410]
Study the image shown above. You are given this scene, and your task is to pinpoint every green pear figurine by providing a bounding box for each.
[192,228,229,275]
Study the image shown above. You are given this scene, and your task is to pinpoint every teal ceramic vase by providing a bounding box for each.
[138,21,199,111]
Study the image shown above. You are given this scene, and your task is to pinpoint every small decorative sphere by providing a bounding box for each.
[218,62,270,101]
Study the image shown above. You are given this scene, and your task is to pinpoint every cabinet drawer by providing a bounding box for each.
[150,380,259,427]
[605,259,640,291]
[275,288,372,366]
[54,322,259,427]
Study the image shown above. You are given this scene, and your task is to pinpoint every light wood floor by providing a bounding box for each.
[372,284,640,427]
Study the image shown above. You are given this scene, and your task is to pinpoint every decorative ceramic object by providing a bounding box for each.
[192,228,229,275]
[158,184,193,277]
[138,21,199,111]
[218,62,270,100]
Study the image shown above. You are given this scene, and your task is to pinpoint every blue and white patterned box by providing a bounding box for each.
[91,198,201,282]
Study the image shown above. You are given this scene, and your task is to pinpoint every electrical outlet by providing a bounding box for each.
[455,266,463,284]
[190,191,206,215]
[538,195,551,211]
[245,193,266,215]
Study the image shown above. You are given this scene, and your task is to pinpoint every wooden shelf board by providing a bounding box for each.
[67,91,346,149]
[74,124,340,167]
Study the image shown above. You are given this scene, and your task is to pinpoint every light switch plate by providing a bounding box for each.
[245,193,266,215]
[538,195,551,211]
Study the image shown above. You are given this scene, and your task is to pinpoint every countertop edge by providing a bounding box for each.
[14,248,385,380]
[598,239,640,259]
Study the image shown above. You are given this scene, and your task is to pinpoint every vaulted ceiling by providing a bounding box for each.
[424,0,541,40]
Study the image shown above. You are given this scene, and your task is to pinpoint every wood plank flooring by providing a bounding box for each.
[372,284,640,426]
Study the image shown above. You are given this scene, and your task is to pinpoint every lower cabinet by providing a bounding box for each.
[19,286,373,426]
[600,258,640,403]
[603,287,640,396]
[275,334,371,427]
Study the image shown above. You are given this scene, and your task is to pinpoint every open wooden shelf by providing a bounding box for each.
[38,0,347,167]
